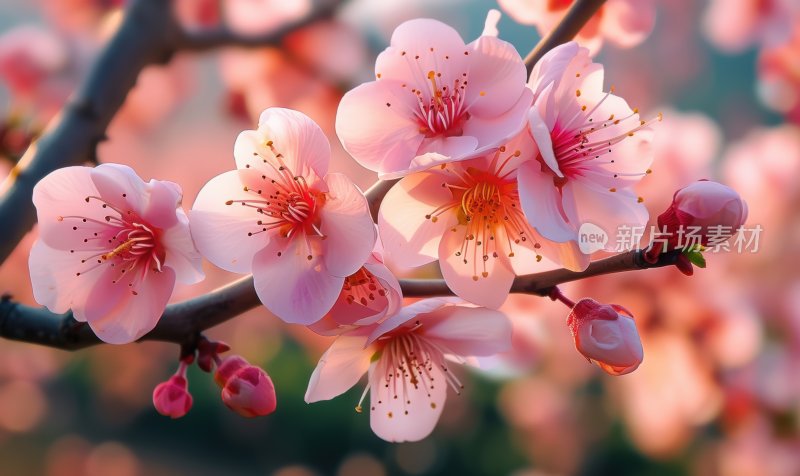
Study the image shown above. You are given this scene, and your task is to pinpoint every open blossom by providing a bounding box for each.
[308,239,404,336]
[335,11,532,178]
[305,297,512,442]
[190,108,376,325]
[0,25,68,99]
[757,28,800,123]
[498,0,655,54]
[29,164,204,344]
[520,42,655,263]
[567,298,643,376]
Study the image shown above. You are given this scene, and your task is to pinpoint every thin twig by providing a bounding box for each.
[524,0,607,73]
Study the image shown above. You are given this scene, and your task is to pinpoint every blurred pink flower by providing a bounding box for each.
[722,125,800,231]
[703,0,799,53]
[498,0,655,54]
[639,109,721,215]
[152,375,193,419]
[335,12,532,178]
[305,297,512,442]
[190,108,376,324]
[308,241,404,336]
[757,27,800,122]
[223,0,310,36]
[567,298,643,376]
[520,42,654,256]
[0,25,68,100]
[378,133,576,309]
[214,355,277,418]
[29,164,204,344]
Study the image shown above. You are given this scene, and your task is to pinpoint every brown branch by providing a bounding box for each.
[0,250,681,350]
[524,0,607,73]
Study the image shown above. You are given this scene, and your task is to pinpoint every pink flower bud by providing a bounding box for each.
[152,375,193,419]
[660,180,748,246]
[214,356,277,418]
[567,298,644,376]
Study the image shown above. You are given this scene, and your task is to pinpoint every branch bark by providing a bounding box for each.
[524,0,607,73]
[0,250,682,350]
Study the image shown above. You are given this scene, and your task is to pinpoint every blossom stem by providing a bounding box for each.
[548,287,576,308]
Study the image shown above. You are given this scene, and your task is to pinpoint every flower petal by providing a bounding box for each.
[305,335,372,402]
[252,237,343,325]
[320,173,376,277]
[189,170,266,274]
[89,163,148,215]
[369,359,447,442]
[335,80,424,176]
[161,209,205,284]
[438,227,514,309]
[518,160,575,242]
[423,305,512,357]
[28,240,98,315]
[378,172,456,268]
[465,34,527,118]
[83,266,177,344]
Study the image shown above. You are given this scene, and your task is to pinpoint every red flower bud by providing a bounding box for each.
[567,298,644,376]
[152,375,193,419]
[214,356,277,418]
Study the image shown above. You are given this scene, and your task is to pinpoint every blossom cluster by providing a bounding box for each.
[24,12,747,442]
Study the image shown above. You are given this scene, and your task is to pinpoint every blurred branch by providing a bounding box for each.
[0,0,342,265]
[179,0,342,51]
[0,250,681,351]
[523,0,607,73]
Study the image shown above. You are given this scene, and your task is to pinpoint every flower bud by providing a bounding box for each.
[664,180,748,243]
[152,375,193,419]
[567,298,644,376]
[214,356,277,418]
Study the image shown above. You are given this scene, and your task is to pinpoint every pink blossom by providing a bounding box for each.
[305,297,512,442]
[214,356,277,418]
[520,42,655,260]
[757,28,800,122]
[335,12,532,178]
[703,0,799,53]
[498,0,655,54]
[29,164,205,344]
[567,298,643,376]
[0,26,68,99]
[152,375,193,419]
[308,240,403,336]
[222,0,310,36]
[190,108,376,325]
[378,131,581,309]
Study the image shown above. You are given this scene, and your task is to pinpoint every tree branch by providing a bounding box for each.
[0,250,681,350]
[524,0,607,73]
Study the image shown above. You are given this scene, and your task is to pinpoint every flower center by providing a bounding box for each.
[343,267,386,306]
[59,196,164,294]
[225,140,326,259]
[425,151,545,280]
[403,68,473,137]
[548,89,661,184]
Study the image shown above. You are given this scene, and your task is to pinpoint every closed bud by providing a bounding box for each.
[214,356,277,418]
[664,180,747,244]
[567,298,644,376]
[152,375,193,419]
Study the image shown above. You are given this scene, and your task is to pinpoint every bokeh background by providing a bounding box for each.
[1,0,799,475]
